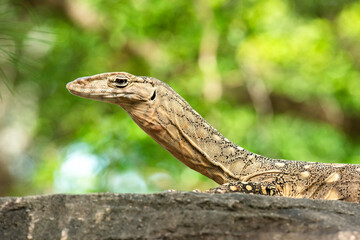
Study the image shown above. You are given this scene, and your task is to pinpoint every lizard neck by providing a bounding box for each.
[122,83,266,184]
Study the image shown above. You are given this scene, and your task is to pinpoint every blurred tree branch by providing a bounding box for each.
[224,83,360,140]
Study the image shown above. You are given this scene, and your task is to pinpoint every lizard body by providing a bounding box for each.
[67,72,360,202]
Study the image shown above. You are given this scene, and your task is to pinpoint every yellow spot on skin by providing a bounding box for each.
[213,134,222,142]
[282,183,291,197]
[300,171,310,179]
[247,155,254,161]
[356,168,360,172]
[230,186,237,191]
[332,163,346,168]
[325,172,341,183]
[324,189,340,200]
[245,185,252,191]
[304,165,310,169]
[296,185,305,195]
[261,186,267,194]
[275,162,285,168]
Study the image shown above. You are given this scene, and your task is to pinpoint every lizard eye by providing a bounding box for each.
[114,77,128,88]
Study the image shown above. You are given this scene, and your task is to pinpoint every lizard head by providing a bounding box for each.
[66,72,158,108]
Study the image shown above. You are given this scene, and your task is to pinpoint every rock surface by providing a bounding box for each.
[0,192,359,239]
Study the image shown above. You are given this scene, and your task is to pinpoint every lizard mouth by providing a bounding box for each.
[66,77,111,98]
[66,76,136,102]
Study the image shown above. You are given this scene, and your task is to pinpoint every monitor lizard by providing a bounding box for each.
[66,72,360,202]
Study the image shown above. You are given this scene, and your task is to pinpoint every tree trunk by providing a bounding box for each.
[1,192,359,239]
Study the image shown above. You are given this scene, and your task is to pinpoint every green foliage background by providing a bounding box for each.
[0,0,360,195]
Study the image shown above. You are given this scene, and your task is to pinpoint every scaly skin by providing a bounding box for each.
[67,72,360,202]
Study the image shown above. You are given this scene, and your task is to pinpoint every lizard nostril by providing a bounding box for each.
[150,90,156,101]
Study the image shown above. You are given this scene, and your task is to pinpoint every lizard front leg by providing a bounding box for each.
[206,181,280,197]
